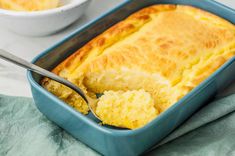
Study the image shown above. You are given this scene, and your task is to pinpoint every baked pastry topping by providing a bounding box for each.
[42,4,235,129]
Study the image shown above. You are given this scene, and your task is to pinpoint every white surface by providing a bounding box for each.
[0,0,91,36]
[0,0,234,97]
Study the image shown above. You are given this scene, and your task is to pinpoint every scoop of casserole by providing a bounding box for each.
[42,4,235,129]
[96,90,159,129]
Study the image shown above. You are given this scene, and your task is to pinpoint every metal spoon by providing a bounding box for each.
[0,49,101,120]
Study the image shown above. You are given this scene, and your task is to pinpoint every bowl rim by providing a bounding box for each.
[0,0,89,17]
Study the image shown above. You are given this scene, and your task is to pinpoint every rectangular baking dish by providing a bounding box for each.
[27,0,235,155]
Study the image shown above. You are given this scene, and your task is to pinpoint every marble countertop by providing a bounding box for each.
[0,0,235,97]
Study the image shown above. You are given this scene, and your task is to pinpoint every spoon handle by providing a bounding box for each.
[0,49,88,102]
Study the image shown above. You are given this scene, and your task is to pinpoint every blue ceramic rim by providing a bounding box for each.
[27,0,235,136]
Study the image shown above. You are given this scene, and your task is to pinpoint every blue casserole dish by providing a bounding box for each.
[27,0,235,155]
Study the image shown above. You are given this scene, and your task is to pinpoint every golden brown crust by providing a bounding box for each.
[49,4,234,77]
[47,5,177,75]
[42,4,235,114]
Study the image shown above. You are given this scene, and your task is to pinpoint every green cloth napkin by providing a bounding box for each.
[1,94,235,156]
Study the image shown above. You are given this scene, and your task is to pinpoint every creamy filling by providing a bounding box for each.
[96,90,159,129]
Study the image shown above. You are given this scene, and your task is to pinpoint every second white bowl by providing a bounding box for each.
[0,0,91,36]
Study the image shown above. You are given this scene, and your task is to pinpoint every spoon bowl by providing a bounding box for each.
[0,49,101,120]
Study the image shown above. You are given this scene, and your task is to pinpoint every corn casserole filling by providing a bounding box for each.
[0,0,59,11]
[42,4,235,129]
[96,90,159,129]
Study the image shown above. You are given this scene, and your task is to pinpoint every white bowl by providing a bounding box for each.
[0,0,91,36]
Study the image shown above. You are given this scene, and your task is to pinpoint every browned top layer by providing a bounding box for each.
[42,5,235,114]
